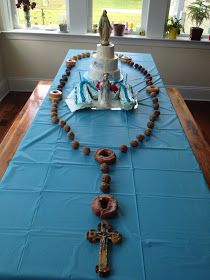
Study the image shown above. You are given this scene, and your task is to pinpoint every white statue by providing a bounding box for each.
[98,73,111,108]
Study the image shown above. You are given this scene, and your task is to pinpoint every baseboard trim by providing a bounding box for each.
[166,85,210,101]
[6,77,210,101]
[0,79,9,102]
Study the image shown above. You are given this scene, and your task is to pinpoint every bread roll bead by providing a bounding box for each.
[59,120,66,127]
[63,124,70,132]
[83,147,90,155]
[144,129,152,136]
[102,174,111,183]
[100,182,110,193]
[146,85,159,94]
[136,134,145,142]
[119,144,128,153]
[71,141,79,149]
[100,163,109,173]
[130,140,139,147]
[67,131,75,139]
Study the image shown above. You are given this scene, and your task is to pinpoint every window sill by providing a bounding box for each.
[2,29,210,49]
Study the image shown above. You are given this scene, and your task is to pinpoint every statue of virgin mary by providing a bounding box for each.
[98,10,112,46]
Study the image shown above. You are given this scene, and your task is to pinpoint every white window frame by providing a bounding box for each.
[3,0,208,40]
[89,0,147,35]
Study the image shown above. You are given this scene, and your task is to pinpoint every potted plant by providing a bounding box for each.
[113,24,125,36]
[58,14,68,33]
[165,17,184,39]
[187,0,210,41]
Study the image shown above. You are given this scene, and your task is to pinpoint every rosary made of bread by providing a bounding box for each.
[49,52,160,277]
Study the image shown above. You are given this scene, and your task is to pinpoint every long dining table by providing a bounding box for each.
[0,49,209,280]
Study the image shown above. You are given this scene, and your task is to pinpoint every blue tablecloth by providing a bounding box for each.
[0,50,209,280]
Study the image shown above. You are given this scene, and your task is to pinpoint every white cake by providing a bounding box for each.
[88,43,121,81]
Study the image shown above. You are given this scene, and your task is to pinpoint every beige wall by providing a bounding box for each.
[0,42,5,81]
[0,36,8,100]
[1,35,210,99]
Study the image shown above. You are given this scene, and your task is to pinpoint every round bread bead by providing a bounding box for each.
[136,134,145,142]
[51,107,57,113]
[119,144,128,153]
[52,116,59,123]
[83,147,90,155]
[146,73,151,78]
[153,110,160,117]
[59,79,66,85]
[51,112,57,118]
[130,139,139,147]
[147,86,159,94]
[152,97,158,104]
[149,115,156,122]
[138,65,142,70]
[77,54,82,59]
[86,52,90,57]
[144,128,152,136]
[59,120,66,127]
[100,182,110,193]
[71,140,79,149]
[67,131,75,139]
[52,102,58,108]
[72,55,78,60]
[81,53,86,58]
[58,83,64,89]
[143,69,148,75]
[100,163,109,173]
[57,86,63,91]
[140,67,145,72]
[65,69,71,75]
[134,63,139,69]
[51,105,57,110]
[63,124,70,132]
[67,65,73,70]
[60,82,65,87]
[102,174,111,183]
[146,80,153,86]
[129,61,134,66]
[150,92,157,97]
[147,121,154,129]
[153,103,159,110]
[62,75,68,81]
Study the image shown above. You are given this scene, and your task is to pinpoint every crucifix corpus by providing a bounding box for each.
[86,220,122,277]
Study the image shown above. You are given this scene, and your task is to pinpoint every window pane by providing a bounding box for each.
[92,0,143,29]
[16,0,66,28]
[169,0,210,35]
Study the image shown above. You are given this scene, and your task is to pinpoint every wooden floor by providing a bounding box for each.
[185,100,210,146]
[0,92,32,143]
[0,92,210,146]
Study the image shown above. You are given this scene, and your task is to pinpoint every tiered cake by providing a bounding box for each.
[88,43,121,81]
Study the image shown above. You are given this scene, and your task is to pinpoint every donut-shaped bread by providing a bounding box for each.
[49,90,63,101]
[95,148,116,164]
[65,59,76,67]
[146,85,160,94]
[91,194,118,218]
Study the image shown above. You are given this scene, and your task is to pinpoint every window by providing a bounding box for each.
[15,0,66,30]
[92,0,143,31]
[169,0,210,35]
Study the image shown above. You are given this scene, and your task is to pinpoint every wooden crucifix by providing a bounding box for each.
[86,220,122,277]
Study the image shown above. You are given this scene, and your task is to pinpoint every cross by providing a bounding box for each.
[86,220,122,277]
